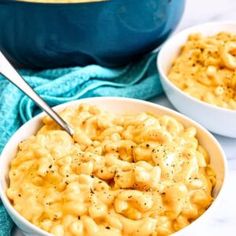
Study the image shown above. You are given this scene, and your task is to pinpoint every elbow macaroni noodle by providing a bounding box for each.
[7,104,216,236]
[168,32,236,110]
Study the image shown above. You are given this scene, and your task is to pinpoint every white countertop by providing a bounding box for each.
[14,0,236,235]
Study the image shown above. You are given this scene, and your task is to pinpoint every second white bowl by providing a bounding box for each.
[157,21,236,138]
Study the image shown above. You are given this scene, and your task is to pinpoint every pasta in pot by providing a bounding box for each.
[168,32,236,110]
[7,104,216,236]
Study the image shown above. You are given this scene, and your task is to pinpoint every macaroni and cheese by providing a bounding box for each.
[7,104,216,236]
[168,32,236,110]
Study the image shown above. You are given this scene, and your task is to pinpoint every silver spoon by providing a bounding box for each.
[0,51,74,136]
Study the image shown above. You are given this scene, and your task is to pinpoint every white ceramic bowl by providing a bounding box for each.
[0,97,227,236]
[157,21,236,138]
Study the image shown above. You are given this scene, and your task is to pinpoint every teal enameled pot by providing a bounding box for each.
[0,0,185,68]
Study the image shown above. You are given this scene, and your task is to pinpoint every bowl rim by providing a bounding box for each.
[0,97,228,236]
[157,20,236,114]
[14,0,106,5]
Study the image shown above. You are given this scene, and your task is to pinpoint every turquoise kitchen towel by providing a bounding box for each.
[0,53,163,235]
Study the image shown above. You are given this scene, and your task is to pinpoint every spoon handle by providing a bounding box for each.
[0,51,74,136]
